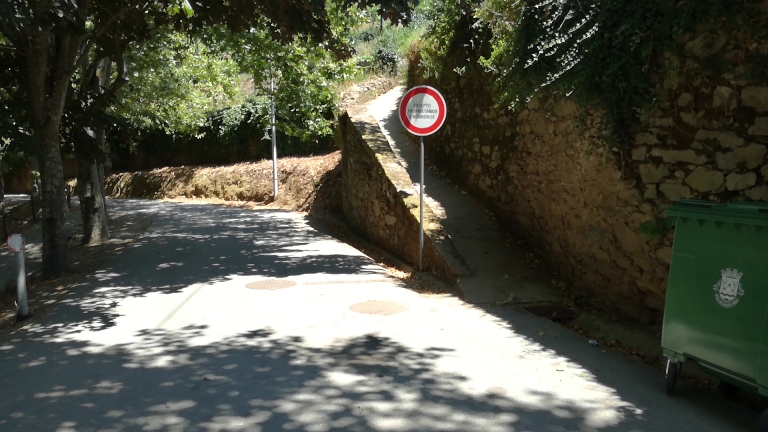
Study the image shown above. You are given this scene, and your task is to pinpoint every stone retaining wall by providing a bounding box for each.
[409,7,768,322]
[336,109,460,283]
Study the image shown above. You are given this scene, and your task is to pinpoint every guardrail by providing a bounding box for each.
[1,195,43,239]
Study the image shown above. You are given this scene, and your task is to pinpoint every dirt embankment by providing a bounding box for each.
[105,152,342,213]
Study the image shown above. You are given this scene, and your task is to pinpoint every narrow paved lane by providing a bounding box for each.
[0,200,757,431]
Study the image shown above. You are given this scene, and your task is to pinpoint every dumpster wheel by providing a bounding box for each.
[666,359,679,395]
[719,381,739,400]
[760,409,768,432]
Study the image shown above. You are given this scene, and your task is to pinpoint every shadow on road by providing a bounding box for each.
[0,200,757,431]
[1,325,645,431]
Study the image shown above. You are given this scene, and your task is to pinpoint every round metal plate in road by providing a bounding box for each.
[349,300,409,316]
[245,279,297,290]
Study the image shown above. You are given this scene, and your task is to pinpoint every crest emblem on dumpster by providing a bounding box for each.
[713,268,745,308]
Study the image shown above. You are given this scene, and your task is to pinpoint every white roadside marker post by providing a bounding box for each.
[7,234,28,319]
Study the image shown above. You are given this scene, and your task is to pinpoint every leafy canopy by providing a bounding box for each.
[115,29,241,135]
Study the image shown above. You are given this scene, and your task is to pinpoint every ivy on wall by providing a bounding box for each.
[412,0,493,84]
[418,0,760,143]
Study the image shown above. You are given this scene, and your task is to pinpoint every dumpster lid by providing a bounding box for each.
[665,200,768,227]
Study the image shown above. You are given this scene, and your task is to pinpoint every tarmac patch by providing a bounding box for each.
[349,300,408,316]
[245,279,298,290]
[485,386,508,396]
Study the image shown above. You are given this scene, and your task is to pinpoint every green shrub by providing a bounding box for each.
[109,95,336,170]
[349,5,431,77]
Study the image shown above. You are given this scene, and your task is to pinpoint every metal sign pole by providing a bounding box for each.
[399,85,446,273]
[270,58,278,199]
[419,136,424,271]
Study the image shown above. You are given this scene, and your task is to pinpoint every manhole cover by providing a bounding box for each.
[349,300,409,316]
[523,303,579,322]
[245,279,297,290]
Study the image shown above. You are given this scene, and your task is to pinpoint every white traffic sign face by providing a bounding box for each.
[7,234,23,252]
[399,86,447,136]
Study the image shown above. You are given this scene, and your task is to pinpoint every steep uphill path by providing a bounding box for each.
[365,87,677,378]
[366,87,562,305]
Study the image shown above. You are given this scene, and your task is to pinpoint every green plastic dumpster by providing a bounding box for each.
[663,200,768,426]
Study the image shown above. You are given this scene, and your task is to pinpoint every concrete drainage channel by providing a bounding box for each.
[244,278,409,316]
[523,303,579,323]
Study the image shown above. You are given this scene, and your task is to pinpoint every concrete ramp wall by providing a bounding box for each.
[336,110,460,284]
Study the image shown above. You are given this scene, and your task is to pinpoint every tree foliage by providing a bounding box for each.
[116,24,354,162]
[476,0,754,140]
[227,33,353,142]
[343,0,417,27]
[0,0,416,278]
[115,30,241,136]
[416,0,486,79]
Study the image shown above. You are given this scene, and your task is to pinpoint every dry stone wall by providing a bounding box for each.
[336,109,460,283]
[637,40,768,204]
[409,14,768,322]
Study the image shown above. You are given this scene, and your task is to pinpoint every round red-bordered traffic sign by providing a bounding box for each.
[399,86,447,136]
[7,234,23,252]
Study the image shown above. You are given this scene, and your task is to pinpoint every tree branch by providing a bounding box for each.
[73,3,140,73]
[77,47,103,93]
[26,27,51,133]
[109,51,129,94]
[88,51,129,113]
[50,31,82,116]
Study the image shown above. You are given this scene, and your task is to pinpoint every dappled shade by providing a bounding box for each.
[0,200,754,431]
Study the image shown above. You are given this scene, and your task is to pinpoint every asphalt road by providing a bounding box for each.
[0,200,759,431]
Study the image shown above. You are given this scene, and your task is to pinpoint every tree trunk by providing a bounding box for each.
[26,27,82,278]
[76,157,93,241]
[78,58,111,244]
[93,161,109,241]
[0,167,4,204]
[85,160,108,244]
[76,157,108,244]
[98,161,108,213]
[38,127,69,278]
[0,164,5,239]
